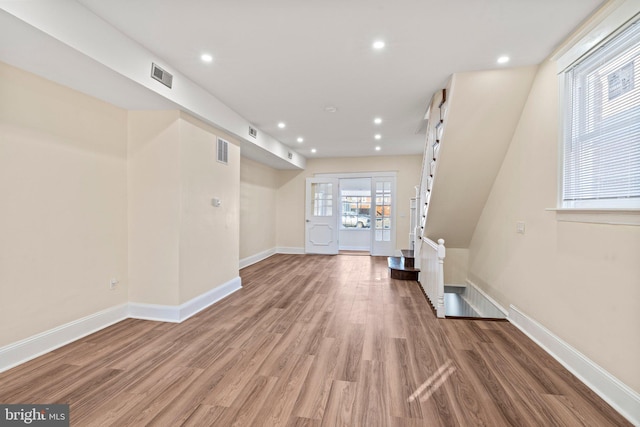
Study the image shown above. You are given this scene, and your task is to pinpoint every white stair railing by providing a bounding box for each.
[420,238,446,318]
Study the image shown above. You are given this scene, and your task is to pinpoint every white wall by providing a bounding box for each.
[0,61,128,347]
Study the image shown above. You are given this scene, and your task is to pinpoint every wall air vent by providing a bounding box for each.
[217,137,229,164]
[248,126,258,139]
[151,63,173,88]
[288,152,293,160]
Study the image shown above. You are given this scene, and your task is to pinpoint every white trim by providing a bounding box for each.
[315,171,398,179]
[0,278,243,374]
[546,208,640,226]
[276,246,305,255]
[464,279,509,317]
[240,248,277,269]
[0,304,128,373]
[508,305,640,426]
[554,1,640,72]
[129,276,242,323]
[128,301,181,323]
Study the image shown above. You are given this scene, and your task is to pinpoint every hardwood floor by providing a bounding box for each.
[0,254,631,426]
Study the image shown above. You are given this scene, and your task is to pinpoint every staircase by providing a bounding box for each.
[388,250,420,281]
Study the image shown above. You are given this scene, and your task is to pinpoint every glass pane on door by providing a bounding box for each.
[312,182,333,216]
[375,180,392,242]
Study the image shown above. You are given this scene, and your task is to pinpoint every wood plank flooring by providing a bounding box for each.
[0,254,631,426]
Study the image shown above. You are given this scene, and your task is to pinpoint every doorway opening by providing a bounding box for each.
[339,178,372,253]
[304,172,396,256]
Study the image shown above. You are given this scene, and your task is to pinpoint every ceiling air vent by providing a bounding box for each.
[217,137,229,165]
[151,63,173,88]
[248,126,258,139]
[288,152,293,160]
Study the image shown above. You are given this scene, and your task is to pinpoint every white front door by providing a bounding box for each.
[305,177,339,254]
[371,176,396,256]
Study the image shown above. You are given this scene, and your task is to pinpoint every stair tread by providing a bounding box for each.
[387,256,420,272]
[400,249,415,258]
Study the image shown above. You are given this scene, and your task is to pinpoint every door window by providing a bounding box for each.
[375,181,392,242]
[312,183,333,216]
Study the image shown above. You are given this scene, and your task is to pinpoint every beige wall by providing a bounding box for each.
[276,155,422,252]
[128,111,241,305]
[443,248,469,285]
[467,60,640,392]
[425,67,537,248]
[240,157,278,260]
[178,116,240,303]
[128,111,182,305]
[0,62,128,347]
[0,61,242,349]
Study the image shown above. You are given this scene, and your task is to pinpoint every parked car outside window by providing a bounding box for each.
[342,213,370,228]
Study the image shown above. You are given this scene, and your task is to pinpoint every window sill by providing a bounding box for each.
[546,208,640,226]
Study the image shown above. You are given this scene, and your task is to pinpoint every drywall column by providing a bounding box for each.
[128,111,182,306]
[128,111,241,307]
[178,115,240,303]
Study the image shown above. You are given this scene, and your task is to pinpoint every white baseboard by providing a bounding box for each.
[0,304,128,373]
[0,277,243,374]
[240,248,277,269]
[129,276,242,323]
[128,302,181,323]
[508,305,640,426]
[276,246,305,254]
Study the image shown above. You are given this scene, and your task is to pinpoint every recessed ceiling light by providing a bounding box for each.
[373,40,385,50]
[374,117,382,125]
[497,55,510,64]
[297,137,304,143]
[375,146,381,151]
[311,148,317,153]
[374,134,381,140]
[201,53,213,63]
[324,106,338,113]
[278,122,286,129]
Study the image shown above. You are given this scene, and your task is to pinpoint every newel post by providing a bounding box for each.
[436,238,446,318]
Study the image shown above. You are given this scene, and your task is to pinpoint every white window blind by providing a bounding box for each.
[563,19,640,209]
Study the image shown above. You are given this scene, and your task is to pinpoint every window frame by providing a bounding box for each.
[554,6,640,225]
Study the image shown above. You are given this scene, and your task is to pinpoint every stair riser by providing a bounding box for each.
[390,270,419,281]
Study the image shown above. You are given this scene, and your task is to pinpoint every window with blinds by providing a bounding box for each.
[562,19,640,209]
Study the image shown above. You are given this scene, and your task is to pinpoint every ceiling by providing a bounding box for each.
[3,0,603,160]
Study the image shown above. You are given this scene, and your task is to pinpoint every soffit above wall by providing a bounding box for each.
[0,6,305,170]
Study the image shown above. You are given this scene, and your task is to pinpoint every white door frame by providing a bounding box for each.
[314,172,397,256]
